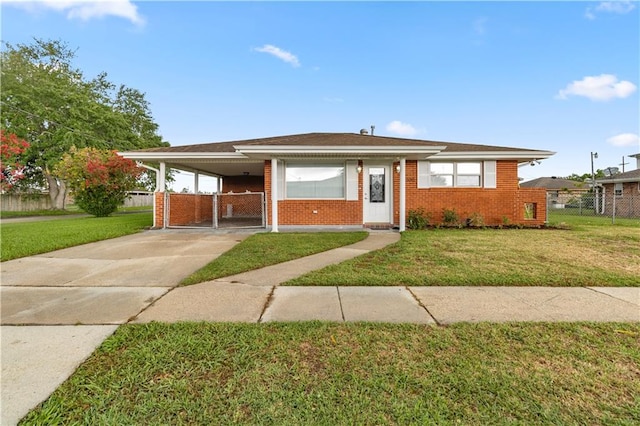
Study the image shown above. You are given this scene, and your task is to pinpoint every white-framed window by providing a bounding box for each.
[418,161,485,188]
[614,183,623,197]
[285,162,345,199]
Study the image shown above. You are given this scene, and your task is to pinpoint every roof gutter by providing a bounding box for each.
[432,150,556,161]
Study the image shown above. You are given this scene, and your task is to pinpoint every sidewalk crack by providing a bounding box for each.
[257,285,276,323]
[406,286,440,326]
[336,287,345,321]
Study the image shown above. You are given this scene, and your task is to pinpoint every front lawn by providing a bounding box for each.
[0,213,153,261]
[180,232,368,285]
[21,322,640,425]
[286,225,640,286]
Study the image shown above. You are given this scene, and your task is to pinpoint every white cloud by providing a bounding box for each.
[556,74,637,101]
[473,17,488,36]
[4,0,145,26]
[607,133,640,147]
[386,120,419,137]
[585,1,636,20]
[253,44,300,67]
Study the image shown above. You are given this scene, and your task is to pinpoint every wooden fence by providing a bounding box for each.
[1,192,153,211]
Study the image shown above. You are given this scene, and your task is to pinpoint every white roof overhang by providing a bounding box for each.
[233,144,447,160]
[119,151,263,177]
[120,152,248,161]
[599,176,640,184]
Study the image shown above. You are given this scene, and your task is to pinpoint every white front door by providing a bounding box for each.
[363,164,391,223]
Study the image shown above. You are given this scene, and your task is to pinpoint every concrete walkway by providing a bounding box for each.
[1,230,251,425]
[1,229,639,425]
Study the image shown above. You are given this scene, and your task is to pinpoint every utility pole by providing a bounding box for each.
[590,152,598,191]
[619,156,629,173]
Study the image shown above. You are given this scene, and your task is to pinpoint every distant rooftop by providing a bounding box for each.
[520,177,589,190]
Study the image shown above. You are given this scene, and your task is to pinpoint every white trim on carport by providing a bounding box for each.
[271,158,279,233]
[399,158,406,232]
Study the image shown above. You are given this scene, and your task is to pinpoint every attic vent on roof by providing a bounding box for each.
[359,129,369,135]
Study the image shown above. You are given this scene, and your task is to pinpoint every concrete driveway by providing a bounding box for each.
[1,230,250,425]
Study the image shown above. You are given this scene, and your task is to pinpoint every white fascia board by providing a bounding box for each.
[428,150,556,160]
[599,177,640,184]
[234,145,447,157]
[119,152,248,161]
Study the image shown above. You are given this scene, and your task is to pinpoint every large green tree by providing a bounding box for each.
[0,38,169,209]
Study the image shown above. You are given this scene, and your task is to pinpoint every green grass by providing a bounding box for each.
[286,225,640,286]
[0,213,152,261]
[180,232,368,285]
[0,205,152,219]
[0,209,82,219]
[547,211,640,228]
[21,322,640,425]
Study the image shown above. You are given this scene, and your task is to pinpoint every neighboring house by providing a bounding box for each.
[596,153,640,218]
[520,177,590,208]
[121,132,554,230]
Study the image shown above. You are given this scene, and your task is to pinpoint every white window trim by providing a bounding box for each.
[418,161,487,188]
[614,182,623,197]
[283,161,348,200]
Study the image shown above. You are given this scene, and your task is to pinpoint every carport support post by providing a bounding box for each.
[271,158,279,232]
[194,171,199,194]
[159,162,167,229]
[158,162,166,192]
[399,157,406,232]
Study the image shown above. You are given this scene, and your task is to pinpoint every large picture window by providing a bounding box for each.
[418,161,484,188]
[286,163,345,198]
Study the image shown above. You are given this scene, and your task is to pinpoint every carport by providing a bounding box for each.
[122,148,267,230]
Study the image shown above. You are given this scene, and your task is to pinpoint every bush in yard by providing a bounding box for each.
[442,208,461,227]
[467,212,485,227]
[407,208,431,229]
[55,147,142,217]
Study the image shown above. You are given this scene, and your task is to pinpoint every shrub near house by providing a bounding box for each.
[56,147,142,217]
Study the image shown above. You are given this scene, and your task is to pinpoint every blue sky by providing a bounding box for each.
[2,0,639,191]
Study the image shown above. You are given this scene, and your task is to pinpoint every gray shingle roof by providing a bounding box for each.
[134,132,543,154]
[520,177,589,190]
[598,169,640,182]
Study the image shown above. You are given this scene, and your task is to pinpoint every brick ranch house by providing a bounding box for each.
[596,153,640,218]
[121,132,555,231]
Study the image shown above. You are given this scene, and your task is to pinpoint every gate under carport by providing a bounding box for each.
[166,192,265,229]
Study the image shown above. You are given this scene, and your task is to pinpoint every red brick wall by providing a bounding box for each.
[404,160,547,226]
[602,182,640,217]
[223,175,264,193]
[166,193,213,226]
[154,192,165,228]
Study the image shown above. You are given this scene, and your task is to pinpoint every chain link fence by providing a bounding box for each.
[547,192,640,222]
[215,192,265,229]
[166,192,265,229]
